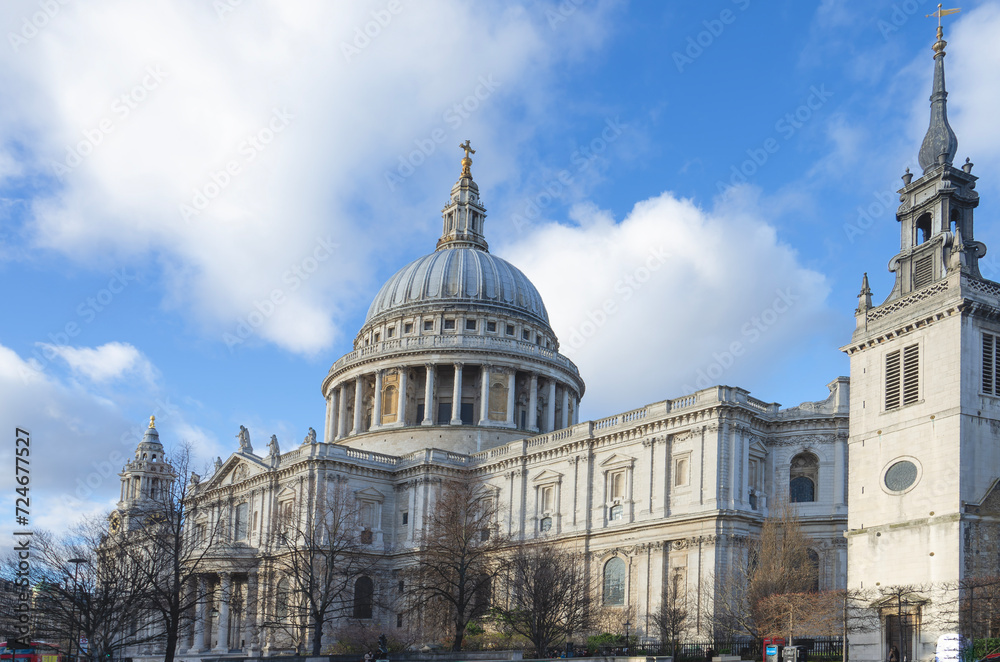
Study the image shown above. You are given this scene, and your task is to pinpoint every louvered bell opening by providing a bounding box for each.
[994,337,1000,397]
[886,349,901,410]
[984,334,995,395]
[914,255,934,289]
[902,344,920,406]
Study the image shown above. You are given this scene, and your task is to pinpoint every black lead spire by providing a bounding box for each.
[918,8,960,172]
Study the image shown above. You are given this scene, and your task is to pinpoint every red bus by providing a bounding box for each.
[0,641,66,662]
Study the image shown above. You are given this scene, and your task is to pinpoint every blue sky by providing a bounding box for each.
[2,0,1000,532]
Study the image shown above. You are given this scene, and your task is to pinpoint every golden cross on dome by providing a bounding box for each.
[459,140,475,177]
[149,415,156,428]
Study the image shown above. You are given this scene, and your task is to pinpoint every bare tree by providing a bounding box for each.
[405,477,509,651]
[262,480,378,655]
[653,568,689,657]
[113,445,224,662]
[712,500,817,643]
[492,543,590,655]
[5,522,153,662]
[757,591,843,643]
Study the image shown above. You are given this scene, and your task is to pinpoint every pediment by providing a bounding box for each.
[276,485,297,501]
[531,469,563,484]
[599,453,636,468]
[355,486,385,502]
[749,438,768,456]
[204,453,271,489]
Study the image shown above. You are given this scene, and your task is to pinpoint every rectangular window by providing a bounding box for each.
[423,320,434,331]
[886,344,919,410]
[540,485,554,513]
[373,332,380,342]
[984,333,1000,395]
[235,502,248,540]
[404,322,413,334]
[401,511,408,525]
[487,321,497,332]
[386,327,394,338]
[610,471,625,500]
[466,319,477,331]
[522,329,531,341]
[506,324,515,336]
[444,319,456,330]
[397,613,404,628]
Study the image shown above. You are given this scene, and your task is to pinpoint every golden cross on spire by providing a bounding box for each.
[149,415,156,429]
[459,140,475,177]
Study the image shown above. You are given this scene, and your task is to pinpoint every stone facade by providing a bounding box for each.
[111,25,1000,662]
[113,150,850,659]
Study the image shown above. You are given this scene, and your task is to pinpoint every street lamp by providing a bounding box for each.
[68,558,88,662]
[623,619,630,655]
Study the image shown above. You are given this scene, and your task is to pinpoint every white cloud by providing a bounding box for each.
[503,186,831,418]
[39,341,155,383]
[0,0,615,356]
[948,3,1000,195]
[0,341,217,538]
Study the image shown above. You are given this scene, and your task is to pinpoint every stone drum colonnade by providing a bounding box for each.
[323,361,582,441]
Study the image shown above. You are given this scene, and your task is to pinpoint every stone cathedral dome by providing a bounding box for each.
[365,248,550,329]
[320,143,584,456]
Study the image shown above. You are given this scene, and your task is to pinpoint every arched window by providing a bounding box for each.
[603,557,626,606]
[916,213,932,244]
[382,385,397,424]
[353,576,374,619]
[790,452,819,503]
[951,208,961,234]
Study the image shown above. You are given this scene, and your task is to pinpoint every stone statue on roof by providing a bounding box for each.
[237,425,252,453]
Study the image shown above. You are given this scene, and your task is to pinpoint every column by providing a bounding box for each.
[450,362,463,425]
[479,365,490,425]
[352,375,364,434]
[244,572,258,653]
[213,573,231,652]
[505,370,516,426]
[398,368,409,425]
[834,433,846,506]
[561,387,569,429]
[372,370,384,427]
[545,379,556,432]
[337,383,348,439]
[422,365,435,425]
[528,373,539,432]
[187,576,206,654]
[324,392,334,443]
[407,482,417,545]
[572,394,580,425]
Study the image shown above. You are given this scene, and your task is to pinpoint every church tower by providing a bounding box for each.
[109,416,176,534]
[843,16,1000,662]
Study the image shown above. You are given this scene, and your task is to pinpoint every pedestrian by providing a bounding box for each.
[888,645,899,662]
[364,650,373,662]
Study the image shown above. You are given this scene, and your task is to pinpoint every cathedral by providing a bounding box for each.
[111,20,998,662]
